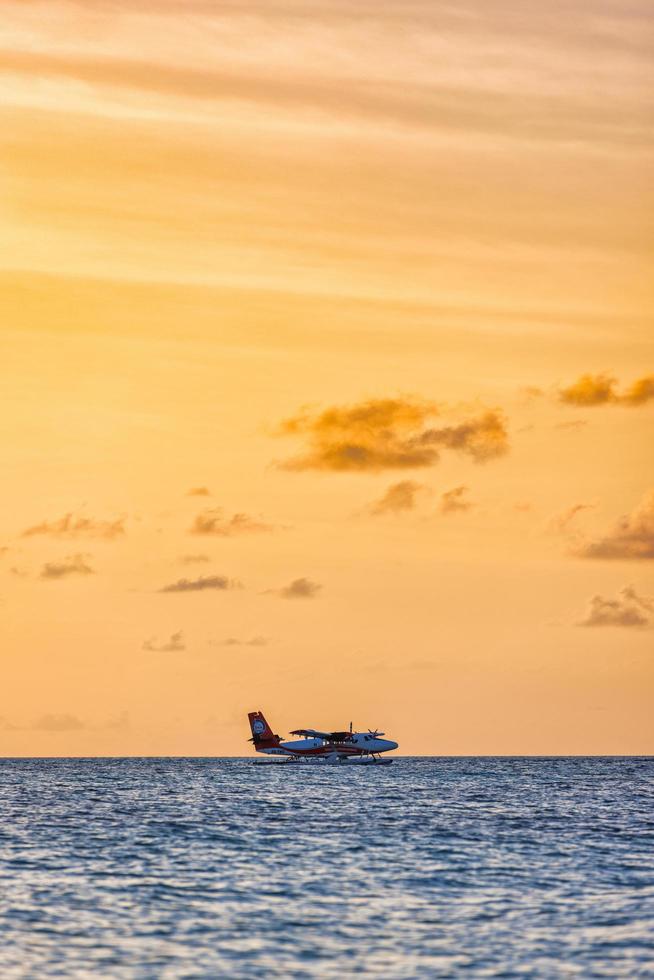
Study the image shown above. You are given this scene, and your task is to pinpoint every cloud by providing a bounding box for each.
[575,490,654,560]
[158,574,241,593]
[222,635,269,647]
[40,553,95,579]
[558,373,654,407]
[369,480,426,515]
[577,586,653,628]
[190,508,274,536]
[32,713,86,731]
[555,420,588,430]
[549,502,595,535]
[142,631,186,652]
[440,485,471,514]
[271,577,322,599]
[276,397,508,471]
[22,513,125,539]
[187,486,211,496]
[179,553,210,564]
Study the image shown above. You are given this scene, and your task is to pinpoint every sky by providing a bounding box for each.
[1,0,652,756]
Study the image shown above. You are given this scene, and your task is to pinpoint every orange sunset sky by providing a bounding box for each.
[1,0,652,756]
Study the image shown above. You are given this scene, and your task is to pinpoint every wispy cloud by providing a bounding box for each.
[369,480,427,515]
[577,586,653,628]
[222,635,269,647]
[558,373,654,407]
[548,501,595,535]
[190,508,274,536]
[158,574,241,593]
[187,486,211,496]
[179,553,210,564]
[32,713,86,732]
[40,553,94,579]
[277,397,508,472]
[22,513,125,539]
[142,631,186,652]
[575,490,654,560]
[440,485,472,514]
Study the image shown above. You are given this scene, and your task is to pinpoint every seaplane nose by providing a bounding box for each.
[383,739,398,751]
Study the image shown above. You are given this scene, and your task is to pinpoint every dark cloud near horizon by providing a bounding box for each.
[577,586,653,628]
[559,373,654,407]
[190,508,274,536]
[276,397,508,472]
[143,630,186,652]
[158,574,241,593]
[22,513,125,539]
[32,713,86,731]
[574,490,654,560]
[40,553,94,579]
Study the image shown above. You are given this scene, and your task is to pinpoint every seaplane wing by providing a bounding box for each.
[289,728,350,740]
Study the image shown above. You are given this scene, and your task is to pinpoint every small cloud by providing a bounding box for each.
[369,480,427,515]
[575,490,654,560]
[440,485,471,515]
[621,376,654,406]
[40,553,94,579]
[577,586,653,629]
[276,396,508,471]
[519,386,544,402]
[158,574,241,593]
[271,577,322,599]
[558,373,654,407]
[548,502,595,535]
[190,508,274,536]
[222,635,269,647]
[555,420,588,430]
[514,502,532,513]
[179,553,210,564]
[143,631,186,652]
[32,713,86,732]
[187,486,211,496]
[0,546,8,557]
[22,513,125,539]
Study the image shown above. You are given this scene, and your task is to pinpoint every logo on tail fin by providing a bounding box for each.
[247,710,281,749]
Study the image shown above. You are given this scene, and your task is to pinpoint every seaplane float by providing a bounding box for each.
[248,711,398,765]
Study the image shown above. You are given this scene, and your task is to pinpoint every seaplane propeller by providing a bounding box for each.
[368,729,385,738]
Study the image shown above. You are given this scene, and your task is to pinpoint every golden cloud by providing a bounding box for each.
[190,509,274,536]
[559,373,654,407]
[277,397,508,471]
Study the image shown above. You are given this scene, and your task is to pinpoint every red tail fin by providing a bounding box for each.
[248,711,280,748]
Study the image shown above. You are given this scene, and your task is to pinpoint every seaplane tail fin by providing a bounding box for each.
[247,710,280,748]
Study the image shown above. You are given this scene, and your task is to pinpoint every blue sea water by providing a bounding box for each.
[0,758,652,978]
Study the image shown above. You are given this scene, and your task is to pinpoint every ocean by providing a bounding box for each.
[0,757,652,978]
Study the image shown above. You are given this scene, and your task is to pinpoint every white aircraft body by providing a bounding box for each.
[247,711,398,765]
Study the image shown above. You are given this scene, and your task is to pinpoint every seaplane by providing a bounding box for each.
[247,711,398,765]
